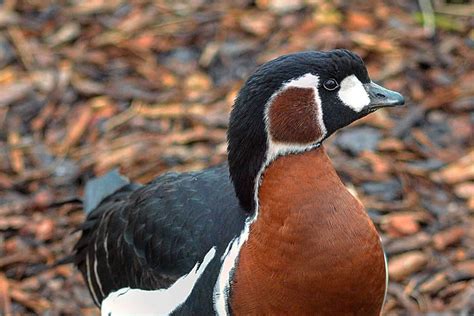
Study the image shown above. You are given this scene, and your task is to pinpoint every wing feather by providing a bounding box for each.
[74,165,246,306]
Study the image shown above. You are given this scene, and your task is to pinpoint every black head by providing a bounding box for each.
[227,49,404,212]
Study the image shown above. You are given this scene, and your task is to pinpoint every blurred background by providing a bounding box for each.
[0,0,473,315]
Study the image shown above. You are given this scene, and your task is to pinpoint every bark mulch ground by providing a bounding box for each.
[0,0,473,315]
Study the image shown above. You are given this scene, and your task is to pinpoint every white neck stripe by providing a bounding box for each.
[213,73,325,315]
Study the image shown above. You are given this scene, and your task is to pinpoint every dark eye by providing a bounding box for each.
[323,79,339,91]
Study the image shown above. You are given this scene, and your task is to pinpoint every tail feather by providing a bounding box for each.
[84,169,130,214]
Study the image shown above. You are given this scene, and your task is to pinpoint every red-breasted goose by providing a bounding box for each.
[73,49,405,315]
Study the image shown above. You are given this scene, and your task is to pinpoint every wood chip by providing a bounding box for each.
[10,287,50,314]
[57,105,93,155]
[384,232,431,255]
[454,182,474,199]
[433,227,465,251]
[0,274,11,316]
[420,272,449,294]
[382,213,421,236]
[7,128,24,174]
[455,261,474,278]
[432,151,474,184]
[389,251,428,281]
[0,82,32,107]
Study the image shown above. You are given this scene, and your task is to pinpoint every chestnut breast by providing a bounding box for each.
[230,148,386,315]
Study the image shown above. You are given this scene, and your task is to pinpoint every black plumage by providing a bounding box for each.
[75,165,246,312]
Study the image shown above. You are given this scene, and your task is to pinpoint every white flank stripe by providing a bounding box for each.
[104,233,110,271]
[86,253,100,306]
[94,242,105,298]
[213,73,323,315]
[213,225,253,315]
[101,247,216,316]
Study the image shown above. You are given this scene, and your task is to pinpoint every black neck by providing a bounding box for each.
[227,101,268,212]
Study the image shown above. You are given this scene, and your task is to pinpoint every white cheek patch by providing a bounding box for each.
[338,75,370,112]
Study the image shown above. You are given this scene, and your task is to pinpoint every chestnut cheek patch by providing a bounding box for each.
[268,87,323,144]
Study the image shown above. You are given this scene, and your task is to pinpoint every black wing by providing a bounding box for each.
[74,165,247,306]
